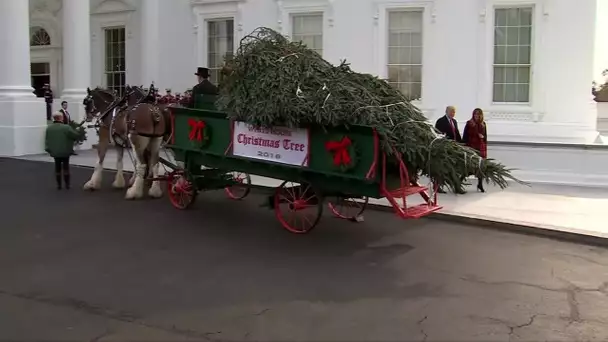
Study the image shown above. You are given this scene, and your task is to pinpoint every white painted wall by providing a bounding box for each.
[27,0,604,144]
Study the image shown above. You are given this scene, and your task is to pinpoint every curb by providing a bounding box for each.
[62,163,608,247]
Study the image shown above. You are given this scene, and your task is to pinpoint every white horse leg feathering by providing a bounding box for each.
[112,146,126,188]
[83,128,110,190]
[147,137,164,198]
[125,134,151,200]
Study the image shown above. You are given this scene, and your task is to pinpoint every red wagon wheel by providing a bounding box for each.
[274,181,323,234]
[167,171,197,210]
[224,171,251,200]
[328,196,369,221]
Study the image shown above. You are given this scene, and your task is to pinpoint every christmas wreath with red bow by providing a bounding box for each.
[324,135,358,172]
[187,118,211,148]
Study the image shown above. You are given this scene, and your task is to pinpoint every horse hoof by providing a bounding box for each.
[112,181,126,189]
[125,188,143,200]
[83,181,99,191]
[148,186,163,198]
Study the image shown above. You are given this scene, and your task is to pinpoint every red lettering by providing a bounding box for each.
[282,139,305,152]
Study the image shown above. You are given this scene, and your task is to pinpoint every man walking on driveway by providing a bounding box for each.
[45,112,80,190]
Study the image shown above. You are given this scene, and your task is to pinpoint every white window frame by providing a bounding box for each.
[374,1,433,105]
[491,6,534,105]
[290,12,324,56]
[205,18,235,84]
[479,0,546,112]
[103,26,127,97]
[193,0,244,72]
[278,0,331,56]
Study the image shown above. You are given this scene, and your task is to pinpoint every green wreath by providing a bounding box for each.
[187,118,211,149]
[324,135,358,172]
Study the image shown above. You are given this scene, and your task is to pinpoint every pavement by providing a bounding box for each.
[3,157,608,341]
[19,148,608,241]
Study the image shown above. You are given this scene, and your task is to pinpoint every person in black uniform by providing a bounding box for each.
[43,84,53,121]
[189,67,219,107]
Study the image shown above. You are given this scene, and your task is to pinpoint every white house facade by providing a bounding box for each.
[1,0,607,185]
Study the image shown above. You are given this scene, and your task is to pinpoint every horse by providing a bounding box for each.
[82,86,169,200]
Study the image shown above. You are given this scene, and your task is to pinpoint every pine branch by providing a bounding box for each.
[217,27,524,190]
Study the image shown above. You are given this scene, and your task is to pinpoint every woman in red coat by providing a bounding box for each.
[463,108,487,193]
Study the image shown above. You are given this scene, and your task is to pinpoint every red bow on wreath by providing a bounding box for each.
[325,136,352,166]
[188,119,206,141]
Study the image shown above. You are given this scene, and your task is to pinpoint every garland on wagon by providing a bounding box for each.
[217,27,521,191]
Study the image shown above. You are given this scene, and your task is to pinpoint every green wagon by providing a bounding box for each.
[161,96,442,234]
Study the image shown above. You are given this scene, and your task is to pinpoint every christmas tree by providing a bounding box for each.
[217,27,521,191]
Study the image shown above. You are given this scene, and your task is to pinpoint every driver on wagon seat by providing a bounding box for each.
[189,67,218,107]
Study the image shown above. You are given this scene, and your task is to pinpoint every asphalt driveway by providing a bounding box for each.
[0,158,607,341]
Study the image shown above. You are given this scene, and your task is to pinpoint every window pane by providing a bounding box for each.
[495,9,508,26]
[493,7,532,103]
[493,67,505,83]
[504,67,517,83]
[516,84,530,102]
[506,46,519,64]
[506,8,520,26]
[506,27,519,45]
[494,46,507,64]
[518,46,531,64]
[387,10,424,98]
[493,84,505,102]
[518,27,531,45]
[292,14,323,56]
[494,27,506,46]
[516,66,530,83]
[504,84,518,102]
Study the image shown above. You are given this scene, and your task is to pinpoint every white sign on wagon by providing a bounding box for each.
[232,121,309,166]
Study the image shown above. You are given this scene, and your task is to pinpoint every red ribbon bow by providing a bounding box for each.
[325,136,352,166]
[188,119,206,141]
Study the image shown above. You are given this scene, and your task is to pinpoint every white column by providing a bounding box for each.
[62,0,91,100]
[0,0,46,156]
[141,0,160,86]
[0,0,35,97]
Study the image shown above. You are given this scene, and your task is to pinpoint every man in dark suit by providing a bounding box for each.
[59,101,71,124]
[435,106,466,194]
[189,67,219,108]
[435,106,462,142]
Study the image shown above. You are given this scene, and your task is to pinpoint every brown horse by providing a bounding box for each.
[82,86,169,199]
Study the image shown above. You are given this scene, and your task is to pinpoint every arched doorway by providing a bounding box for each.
[29,25,61,98]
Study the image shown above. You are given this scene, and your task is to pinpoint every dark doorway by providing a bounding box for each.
[31,63,50,98]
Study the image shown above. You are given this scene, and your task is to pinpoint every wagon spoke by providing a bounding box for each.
[275,181,322,234]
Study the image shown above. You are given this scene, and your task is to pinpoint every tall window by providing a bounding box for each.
[387,10,423,100]
[493,7,533,103]
[104,27,126,96]
[292,13,323,55]
[207,19,234,85]
[31,63,50,98]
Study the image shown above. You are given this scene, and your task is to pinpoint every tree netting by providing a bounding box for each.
[217,27,521,191]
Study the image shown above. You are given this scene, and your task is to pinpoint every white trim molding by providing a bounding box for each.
[276,0,334,57]
[373,0,435,105]
[191,0,244,67]
[477,0,548,122]
[90,0,135,87]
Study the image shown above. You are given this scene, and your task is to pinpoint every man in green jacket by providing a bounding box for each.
[45,112,80,189]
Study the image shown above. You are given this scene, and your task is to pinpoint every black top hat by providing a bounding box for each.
[195,67,210,77]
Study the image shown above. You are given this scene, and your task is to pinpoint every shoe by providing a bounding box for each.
[477,185,485,193]
[438,188,446,194]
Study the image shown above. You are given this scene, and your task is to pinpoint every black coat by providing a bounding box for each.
[435,115,462,142]
[189,80,219,107]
